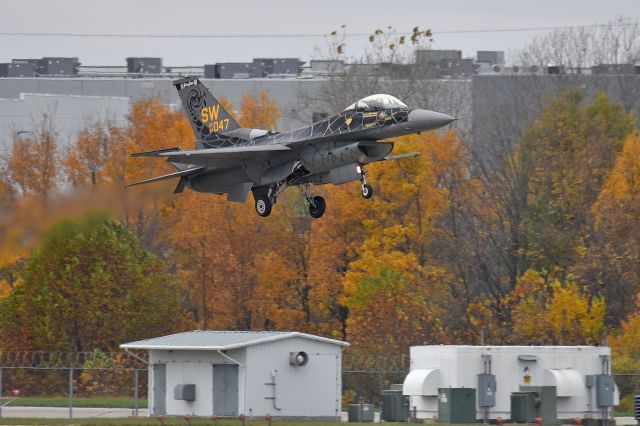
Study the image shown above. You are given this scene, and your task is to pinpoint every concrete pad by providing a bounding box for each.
[0,406,149,418]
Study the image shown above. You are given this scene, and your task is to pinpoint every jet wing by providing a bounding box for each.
[132,144,291,168]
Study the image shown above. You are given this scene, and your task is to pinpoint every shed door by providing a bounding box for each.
[213,364,239,416]
[152,363,166,415]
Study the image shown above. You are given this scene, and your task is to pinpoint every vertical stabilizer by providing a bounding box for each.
[173,76,239,140]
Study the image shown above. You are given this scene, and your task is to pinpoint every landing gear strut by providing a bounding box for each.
[359,166,373,199]
[303,184,326,219]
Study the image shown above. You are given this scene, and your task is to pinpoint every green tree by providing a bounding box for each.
[518,90,635,276]
[0,211,186,351]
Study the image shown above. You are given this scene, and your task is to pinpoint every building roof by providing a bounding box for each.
[120,330,349,351]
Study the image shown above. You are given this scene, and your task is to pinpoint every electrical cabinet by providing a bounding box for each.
[174,384,196,401]
[438,388,476,423]
[595,375,615,407]
[478,374,497,407]
[381,389,408,422]
[347,403,374,422]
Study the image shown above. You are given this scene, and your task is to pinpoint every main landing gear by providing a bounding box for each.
[303,184,326,219]
[253,164,374,218]
[255,196,272,217]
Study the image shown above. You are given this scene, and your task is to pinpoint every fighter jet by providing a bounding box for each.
[127,76,455,218]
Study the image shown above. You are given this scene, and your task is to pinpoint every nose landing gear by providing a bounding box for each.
[359,166,373,199]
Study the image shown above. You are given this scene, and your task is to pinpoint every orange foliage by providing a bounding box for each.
[238,91,282,129]
[8,115,58,199]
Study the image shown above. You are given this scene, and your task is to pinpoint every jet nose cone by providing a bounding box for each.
[408,109,456,131]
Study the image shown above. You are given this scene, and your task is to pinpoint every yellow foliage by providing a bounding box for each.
[611,295,640,367]
[509,270,605,345]
[593,132,640,229]
[238,91,281,130]
[546,281,606,344]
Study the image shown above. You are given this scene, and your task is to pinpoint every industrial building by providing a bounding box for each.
[120,330,348,419]
[0,53,638,166]
[402,345,617,422]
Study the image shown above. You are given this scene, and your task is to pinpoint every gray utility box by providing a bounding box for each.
[478,373,497,407]
[174,384,196,401]
[381,389,408,422]
[511,386,557,423]
[348,403,374,422]
[595,375,615,407]
[438,388,477,423]
[511,392,539,423]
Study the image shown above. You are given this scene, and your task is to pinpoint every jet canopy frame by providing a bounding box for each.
[343,94,408,112]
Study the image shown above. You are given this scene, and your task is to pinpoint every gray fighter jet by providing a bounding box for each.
[127,76,455,218]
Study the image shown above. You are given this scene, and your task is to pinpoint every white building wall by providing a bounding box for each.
[146,337,344,418]
[0,93,129,153]
[244,337,342,418]
[407,346,612,421]
[149,348,247,417]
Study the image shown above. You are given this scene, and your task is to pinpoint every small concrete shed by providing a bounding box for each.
[121,330,349,419]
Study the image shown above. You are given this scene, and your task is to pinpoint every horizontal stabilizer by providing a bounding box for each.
[125,166,205,188]
[382,152,421,161]
[131,147,182,158]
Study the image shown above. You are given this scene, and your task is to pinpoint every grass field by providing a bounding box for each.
[0,396,147,408]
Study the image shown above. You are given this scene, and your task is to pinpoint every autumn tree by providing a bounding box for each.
[250,186,364,336]
[0,211,186,351]
[164,192,265,330]
[7,113,59,200]
[518,91,635,275]
[161,92,282,330]
[343,130,466,359]
[575,131,640,324]
[63,123,110,187]
[510,270,606,345]
[610,294,640,409]
[237,91,282,130]
[444,90,635,343]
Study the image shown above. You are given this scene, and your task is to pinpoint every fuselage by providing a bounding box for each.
[188,105,453,193]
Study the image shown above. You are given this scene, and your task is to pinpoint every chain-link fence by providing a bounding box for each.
[2,351,639,418]
[342,370,407,405]
[0,351,147,418]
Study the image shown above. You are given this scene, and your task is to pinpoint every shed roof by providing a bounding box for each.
[120,330,349,351]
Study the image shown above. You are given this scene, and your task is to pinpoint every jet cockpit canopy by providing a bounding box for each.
[343,94,408,112]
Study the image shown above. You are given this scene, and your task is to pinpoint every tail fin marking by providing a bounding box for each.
[173,77,239,140]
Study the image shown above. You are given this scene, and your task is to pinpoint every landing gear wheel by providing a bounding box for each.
[255,196,272,217]
[361,184,373,199]
[308,196,326,219]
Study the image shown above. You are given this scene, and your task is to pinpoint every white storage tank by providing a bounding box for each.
[403,346,618,422]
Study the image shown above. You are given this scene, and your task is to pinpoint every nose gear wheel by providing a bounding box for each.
[359,166,373,199]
